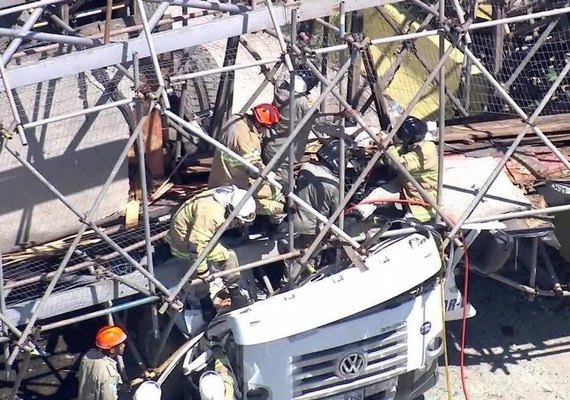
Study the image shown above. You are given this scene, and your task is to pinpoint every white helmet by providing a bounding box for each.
[199,371,226,400]
[133,381,162,400]
[291,75,308,94]
[214,186,256,223]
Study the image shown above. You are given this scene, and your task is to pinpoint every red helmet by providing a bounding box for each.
[95,325,127,350]
[252,103,280,126]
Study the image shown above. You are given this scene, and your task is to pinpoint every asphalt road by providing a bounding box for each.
[426,274,570,400]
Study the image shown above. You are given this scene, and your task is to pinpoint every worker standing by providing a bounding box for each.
[209,104,285,224]
[165,185,255,321]
[77,325,126,400]
[265,65,320,185]
[266,64,357,184]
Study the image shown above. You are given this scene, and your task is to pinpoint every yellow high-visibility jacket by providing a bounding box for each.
[388,141,438,222]
[208,115,284,216]
[209,115,262,189]
[165,190,229,273]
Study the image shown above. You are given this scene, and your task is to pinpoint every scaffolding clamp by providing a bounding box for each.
[0,123,12,141]
[158,297,184,314]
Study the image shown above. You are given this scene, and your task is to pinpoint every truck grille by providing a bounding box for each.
[291,324,407,400]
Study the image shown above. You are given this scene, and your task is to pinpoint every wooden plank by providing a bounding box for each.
[125,200,140,230]
[442,113,570,143]
[144,107,165,178]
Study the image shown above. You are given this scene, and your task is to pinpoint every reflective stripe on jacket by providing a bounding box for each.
[77,349,122,400]
[388,141,438,222]
[165,189,229,272]
[208,114,284,216]
[209,115,262,189]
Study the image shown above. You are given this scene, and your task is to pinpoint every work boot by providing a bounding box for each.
[199,296,217,323]
[228,287,250,310]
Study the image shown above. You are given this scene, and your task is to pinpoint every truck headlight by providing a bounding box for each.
[427,334,443,358]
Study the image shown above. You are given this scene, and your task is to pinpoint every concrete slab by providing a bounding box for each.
[0,68,131,252]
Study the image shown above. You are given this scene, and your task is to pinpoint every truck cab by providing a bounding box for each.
[177,230,444,400]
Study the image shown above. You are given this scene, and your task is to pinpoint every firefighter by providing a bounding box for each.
[165,186,255,320]
[264,65,355,184]
[355,117,437,222]
[77,325,126,400]
[387,116,438,222]
[288,140,365,277]
[199,340,236,400]
[209,104,285,223]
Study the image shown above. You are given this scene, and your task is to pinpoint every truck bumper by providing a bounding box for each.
[394,358,438,400]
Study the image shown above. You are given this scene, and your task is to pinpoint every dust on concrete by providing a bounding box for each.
[426,274,570,400]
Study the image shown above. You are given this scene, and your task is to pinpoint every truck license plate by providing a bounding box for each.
[343,391,364,400]
[330,389,364,400]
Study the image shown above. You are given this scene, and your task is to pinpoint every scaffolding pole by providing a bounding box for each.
[0,249,9,379]
[22,98,133,130]
[134,55,160,340]
[0,55,26,145]
[288,9,297,256]
[264,0,294,72]
[436,0,446,221]
[161,56,356,307]
[1,7,45,67]
[503,19,559,91]
[136,0,171,109]
[41,296,159,331]
[145,0,250,14]
[445,51,570,242]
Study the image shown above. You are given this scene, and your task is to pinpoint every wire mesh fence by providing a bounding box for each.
[389,0,570,119]
[3,221,169,306]
[466,3,570,116]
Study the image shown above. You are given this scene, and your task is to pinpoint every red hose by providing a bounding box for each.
[345,198,432,213]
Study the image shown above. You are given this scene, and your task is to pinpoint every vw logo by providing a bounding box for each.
[336,352,367,379]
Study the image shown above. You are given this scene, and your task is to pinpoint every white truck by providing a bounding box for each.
[164,229,446,400]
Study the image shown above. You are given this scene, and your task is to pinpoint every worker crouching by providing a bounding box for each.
[77,325,126,400]
[388,116,438,222]
[165,185,255,322]
[288,140,365,281]
[354,116,438,223]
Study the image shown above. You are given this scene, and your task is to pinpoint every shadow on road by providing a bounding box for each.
[443,273,570,375]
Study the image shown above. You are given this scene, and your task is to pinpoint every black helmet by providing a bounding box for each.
[317,140,366,177]
[395,117,427,146]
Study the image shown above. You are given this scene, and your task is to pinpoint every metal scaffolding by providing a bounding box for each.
[1,0,570,397]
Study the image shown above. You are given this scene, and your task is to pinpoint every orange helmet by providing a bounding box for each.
[95,325,127,350]
[252,103,280,126]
